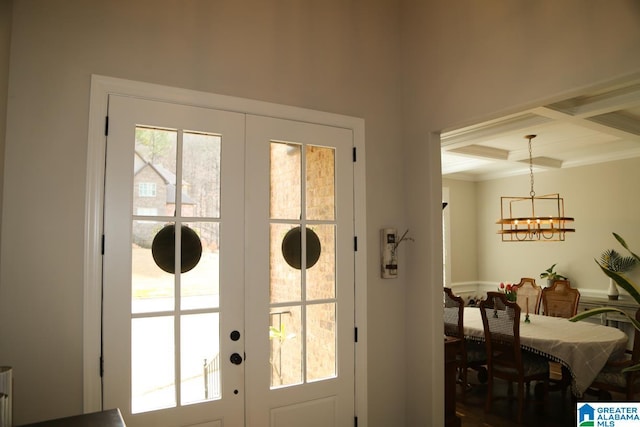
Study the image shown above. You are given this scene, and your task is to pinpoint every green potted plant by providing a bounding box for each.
[599,248,637,300]
[540,263,567,287]
[571,233,640,374]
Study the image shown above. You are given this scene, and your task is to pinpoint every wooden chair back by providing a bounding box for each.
[443,287,464,339]
[541,280,580,318]
[480,292,549,423]
[480,292,522,371]
[443,287,488,396]
[513,277,542,315]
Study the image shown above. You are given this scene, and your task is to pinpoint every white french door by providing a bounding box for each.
[244,115,355,426]
[103,95,245,427]
[101,94,355,427]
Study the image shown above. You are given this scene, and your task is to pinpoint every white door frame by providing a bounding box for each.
[83,75,368,425]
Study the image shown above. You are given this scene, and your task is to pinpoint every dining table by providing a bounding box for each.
[462,306,628,396]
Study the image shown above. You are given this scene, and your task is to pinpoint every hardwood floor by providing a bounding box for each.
[452,370,618,426]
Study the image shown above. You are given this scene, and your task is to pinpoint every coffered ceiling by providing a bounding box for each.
[441,79,640,182]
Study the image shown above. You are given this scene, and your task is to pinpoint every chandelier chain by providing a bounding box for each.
[528,135,535,198]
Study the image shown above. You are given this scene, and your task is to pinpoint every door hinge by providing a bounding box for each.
[101,234,105,255]
[354,236,358,251]
[352,147,356,162]
[354,416,358,427]
[354,327,358,343]
[99,356,104,377]
[104,116,109,136]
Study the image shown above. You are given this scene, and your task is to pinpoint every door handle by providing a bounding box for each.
[230,352,243,365]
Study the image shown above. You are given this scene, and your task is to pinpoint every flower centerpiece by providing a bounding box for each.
[499,282,517,302]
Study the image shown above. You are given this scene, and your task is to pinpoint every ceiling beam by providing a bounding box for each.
[449,144,509,160]
[440,113,552,148]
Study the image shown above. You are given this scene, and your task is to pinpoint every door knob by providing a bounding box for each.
[230,352,243,365]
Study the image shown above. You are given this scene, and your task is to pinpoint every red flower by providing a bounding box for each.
[498,282,517,301]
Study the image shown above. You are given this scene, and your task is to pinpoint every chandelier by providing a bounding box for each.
[496,135,575,242]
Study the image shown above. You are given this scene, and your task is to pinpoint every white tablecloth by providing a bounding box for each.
[462,307,628,396]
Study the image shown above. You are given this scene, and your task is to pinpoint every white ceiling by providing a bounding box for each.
[441,79,640,181]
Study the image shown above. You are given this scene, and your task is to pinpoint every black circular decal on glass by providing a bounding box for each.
[281,226,322,270]
[152,224,203,274]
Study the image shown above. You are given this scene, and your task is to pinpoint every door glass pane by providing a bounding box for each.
[181,313,220,404]
[270,142,301,220]
[306,145,335,221]
[270,306,302,388]
[270,223,301,303]
[132,220,175,314]
[182,132,221,218]
[131,125,223,412]
[307,303,336,382]
[306,224,335,301]
[268,135,339,391]
[133,127,178,217]
[181,222,219,310]
[132,316,175,413]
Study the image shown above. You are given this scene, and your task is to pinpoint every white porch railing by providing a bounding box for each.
[203,354,220,399]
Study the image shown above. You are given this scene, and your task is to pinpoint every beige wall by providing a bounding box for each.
[0,0,11,259]
[0,1,404,424]
[446,157,640,293]
[473,157,640,292]
[0,0,639,425]
[401,0,640,425]
[442,178,478,284]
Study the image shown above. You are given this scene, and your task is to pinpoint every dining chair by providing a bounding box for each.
[588,308,640,400]
[513,277,542,315]
[479,292,549,424]
[541,280,580,318]
[443,287,487,397]
[541,280,580,397]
